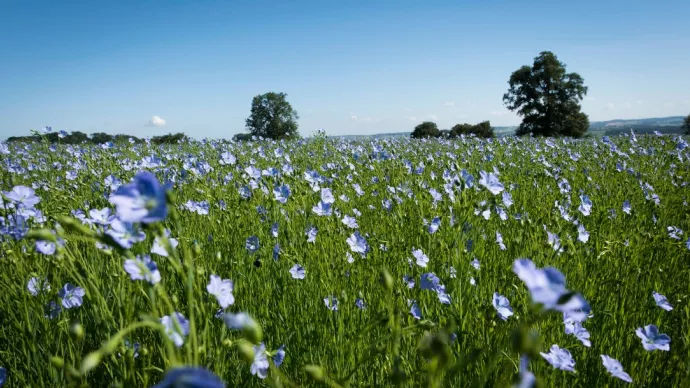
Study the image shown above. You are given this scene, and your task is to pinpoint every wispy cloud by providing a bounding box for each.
[146,115,166,127]
[605,103,615,110]
[443,101,455,107]
[351,115,380,122]
[490,110,510,117]
[428,114,438,121]
[404,116,417,121]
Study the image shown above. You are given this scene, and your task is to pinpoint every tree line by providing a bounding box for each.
[6,131,188,145]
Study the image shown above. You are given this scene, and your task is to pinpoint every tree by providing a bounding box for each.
[503,51,589,137]
[450,121,494,138]
[245,92,299,139]
[411,121,440,139]
[683,113,690,135]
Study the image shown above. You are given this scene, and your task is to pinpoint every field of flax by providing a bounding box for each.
[0,132,689,387]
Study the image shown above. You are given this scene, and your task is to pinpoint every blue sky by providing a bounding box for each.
[1,0,689,139]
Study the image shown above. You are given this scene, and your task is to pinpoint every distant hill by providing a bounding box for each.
[333,116,685,139]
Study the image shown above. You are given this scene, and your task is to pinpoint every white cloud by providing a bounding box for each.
[351,115,380,122]
[146,115,166,127]
[622,101,632,109]
[605,103,615,110]
[444,101,455,107]
[404,116,417,121]
[428,114,438,121]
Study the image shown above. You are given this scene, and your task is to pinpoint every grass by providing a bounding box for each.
[0,133,689,387]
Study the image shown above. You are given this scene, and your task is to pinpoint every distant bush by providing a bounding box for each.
[411,121,440,139]
[450,121,495,138]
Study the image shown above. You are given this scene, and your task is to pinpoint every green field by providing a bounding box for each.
[0,133,689,387]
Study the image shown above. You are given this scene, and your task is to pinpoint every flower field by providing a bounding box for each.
[0,132,689,387]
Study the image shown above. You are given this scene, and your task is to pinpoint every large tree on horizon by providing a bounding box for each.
[683,113,690,135]
[245,92,299,139]
[503,51,589,137]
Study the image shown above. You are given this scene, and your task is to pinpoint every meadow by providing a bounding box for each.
[0,132,689,387]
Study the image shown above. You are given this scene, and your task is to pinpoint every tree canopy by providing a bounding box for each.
[450,121,494,138]
[683,113,690,135]
[503,51,589,138]
[245,92,299,140]
[410,121,440,139]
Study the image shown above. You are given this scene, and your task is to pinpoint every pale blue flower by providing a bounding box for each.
[27,277,50,296]
[306,226,317,243]
[251,343,269,379]
[342,215,358,228]
[409,300,422,320]
[273,345,286,367]
[346,232,369,256]
[601,355,632,383]
[479,171,504,195]
[323,296,338,311]
[540,345,575,372]
[289,264,306,280]
[492,292,513,321]
[58,283,85,309]
[206,275,235,308]
[578,195,592,216]
[428,217,441,234]
[124,255,161,284]
[412,248,429,268]
[160,312,190,348]
[653,291,673,311]
[636,324,670,351]
[109,171,167,223]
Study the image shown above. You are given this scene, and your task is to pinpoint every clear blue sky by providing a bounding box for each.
[1,0,689,139]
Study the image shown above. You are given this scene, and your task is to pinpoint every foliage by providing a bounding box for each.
[503,51,590,138]
[0,133,689,387]
[245,92,299,140]
[6,131,188,145]
[450,121,494,138]
[410,121,440,139]
[683,113,690,135]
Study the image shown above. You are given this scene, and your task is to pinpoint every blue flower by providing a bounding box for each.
[577,224,589,243]
[578,195,592,216]
[306,226,318,243]
[151,230,179,257]
[251,343,269,379]
[540,345,575,372]
[346,232,369,256]
[27,277,50,296]
[58,283,85,309]
[105,219,146,248]
[4,185,41,209]
[273,345,286,367]
[342,215,358,229]
[44,301,61,319]
[403,275,415,289]
[35,240,56,255]
[409,300,422,320]
[323,296,338,311]
[428,217,441,234]
[502,191,513,208]
[601,355,632,383]
[492,292,513,321]
[109,171,167,223]
[206,275,235,308]
[289,264,306,280]
[622,200,632,215]
[355,298,366,309]
[412,248,429,268]
[513,259,589,320]
[312,201,332,216]
[652,291,673,311]
[160,312,190,348]
[273,184,291,204]
[246,236,260,253]
[564,319,591,347]
[478,171,504,195]
[124,255,161,284]
[271,223,279,238]
[152,366,225,388]
[320,188,335,204]
[222,312,256,330]
[636,325,670,351]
